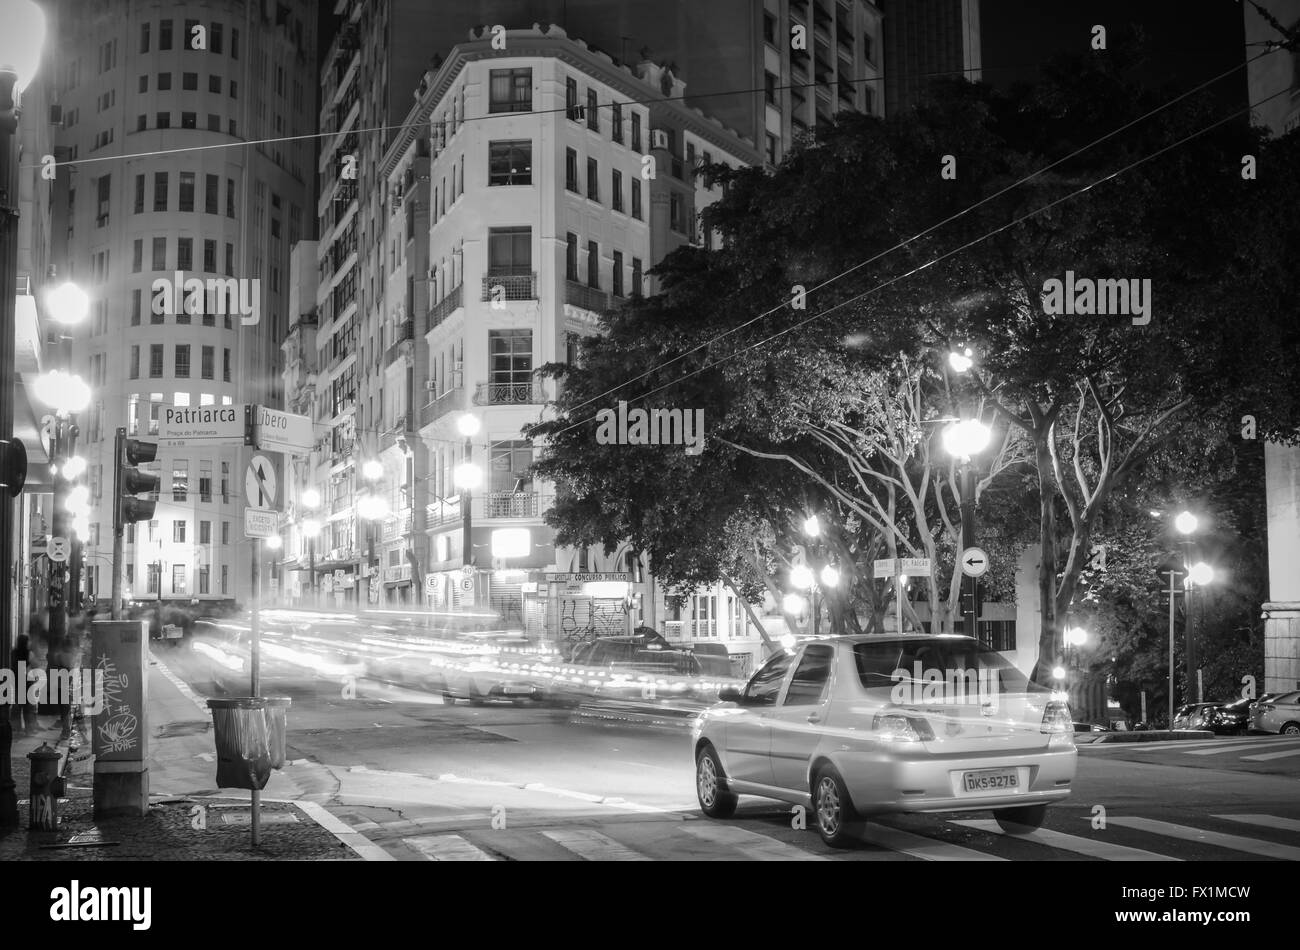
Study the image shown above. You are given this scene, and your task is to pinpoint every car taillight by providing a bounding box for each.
[873,712,936,742]
[1041,701,1072,734]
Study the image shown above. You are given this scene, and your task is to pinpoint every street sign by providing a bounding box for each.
[961,546,989,578]
[873,558,897,579]
[244,507,278,538]
[48,536,70,563]
[459,576,476,593]
[252,405,313,456]
[461,564,476,577]
[245,455,277,508]
[900,557,932,576]
[543,572,628,582]
[425,573,439,595]
[158,404,246,449]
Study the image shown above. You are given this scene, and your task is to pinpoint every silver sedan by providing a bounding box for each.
[1250,691,1300,735]
[692,634,1077,847]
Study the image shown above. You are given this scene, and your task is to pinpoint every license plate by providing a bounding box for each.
[500,686,532,696]
[962,768,1019,793]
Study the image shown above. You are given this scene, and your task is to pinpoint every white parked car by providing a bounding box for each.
[1250,691,1300,735]
[691,634,1077,847]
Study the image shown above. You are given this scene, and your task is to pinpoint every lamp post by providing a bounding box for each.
[454,414,482,569]
[1187,560,1215,703]
[1173,510,1199,698]
[942,417,991,637]
[301,487,320,609]
[0,0,48,828]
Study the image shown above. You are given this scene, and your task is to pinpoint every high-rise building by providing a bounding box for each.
[1244,0,1300,693]
[55,0,318,607]
[879,0,981,114]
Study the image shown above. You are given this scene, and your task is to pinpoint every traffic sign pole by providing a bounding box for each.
[250,534,261,848]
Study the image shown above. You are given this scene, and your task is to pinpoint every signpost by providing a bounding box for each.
[244,455,279,846]
[243,508,278,538]
[960,547,988,578]
[251,406,313,455]
[47,536,69,563]
[873,558,897,579]
[158,404,246,450]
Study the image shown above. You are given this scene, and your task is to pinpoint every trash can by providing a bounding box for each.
[206,697,292,790]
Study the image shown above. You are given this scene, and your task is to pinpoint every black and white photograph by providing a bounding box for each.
[0,0,1297,931]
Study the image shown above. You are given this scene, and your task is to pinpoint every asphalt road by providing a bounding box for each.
[149,637,1300,862]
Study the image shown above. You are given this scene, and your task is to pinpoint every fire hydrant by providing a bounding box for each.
[27,743,64,831]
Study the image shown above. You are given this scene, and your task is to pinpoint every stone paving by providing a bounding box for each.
[1,716,359,861]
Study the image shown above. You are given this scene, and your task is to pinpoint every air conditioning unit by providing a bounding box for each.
[650,129,670,150]
[426,267,437,280]
[424,379,437,391]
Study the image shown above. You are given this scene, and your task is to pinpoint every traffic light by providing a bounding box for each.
[116,433,159,531]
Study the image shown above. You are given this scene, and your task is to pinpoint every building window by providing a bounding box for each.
[156,112,170,129]
[632,112,642,152]
[177,237,193,272]
[488,329,533,386]
[211,22,223,54]
[133,174,145,213]
[203,239,216,273]
[132,239,143,273]
[612,250,624,297]
[138,74,147,93]
[766,133,779,165]
[565,148,579,192]
[863,32,874,65]
[611,101,623,143]
[183,71,198,91]
[632,257,643,297]
[221,521,230,544]
[158,72,171,91]
[565,232,578,281]
[172,564,186,594]
[147,562,160,595]
[96,174,110,226]
[231,27,238,59]
[131,289,142,325]
[631,179,643,220]
[586,88,599,132]
[175,344,191,378]
[201,345,214,379]
[178,172,195,212]
[149,345,164,377]
[154,172,168,212]
[488,140,531,185]
[225,243,234,275]
[208,74,221,94]
[764,11,777,45]
[181,111,197,129]
[152,236,167,271]
[129,345,140,379]
[488,67,531,114]
[159,19,172,50]
[198,567,210,595]
[199,520,211,543]
[223,348,231,382]
[487,226,531,276]
[586,240,600,289]
[611,169,623,212]
[226,178,236,217]
[140,21,151,53]
[173,460,188,503]
[565,76,580,121]
[670,192,684,232]
[586,157,599,201]
[765,71,778,105]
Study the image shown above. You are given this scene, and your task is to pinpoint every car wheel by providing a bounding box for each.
[812,765,862,849]
[1282,722,1300,736]
[695,745,738,819]
[993,803,1048,834]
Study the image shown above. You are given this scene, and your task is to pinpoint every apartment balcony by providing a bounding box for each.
[480,272,537,302]
[383,320,415,368]
[472,381,545,406]
[428,284,463,330]
[564,279,610,314]
[425,491,546,529]
[419,387,463,428]
[383,564,413,583]
[378,416,409,453]
[330,493,354,515]
[381,510,414,542]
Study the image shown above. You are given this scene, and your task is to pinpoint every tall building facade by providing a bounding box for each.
[879,0,980,114]
[1245,0,1300,693]
[55,0,317,608]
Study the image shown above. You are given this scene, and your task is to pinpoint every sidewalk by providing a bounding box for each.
[0,651,367,861]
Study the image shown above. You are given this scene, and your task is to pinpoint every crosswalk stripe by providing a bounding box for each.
[542,828,652,861]
[1108,817,1300,860]
[403,834,496,861]
[858,823,1005,861]
[1240,748,1300,762]
[678,822,830,861]
[950,819,1181,861]
[1183,738,1300,756]
[1215,814,1300,833]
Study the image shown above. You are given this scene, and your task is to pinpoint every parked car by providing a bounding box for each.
[1207,697,1258,735]
[691,634,1077,848]
[1249,691,1300,735]
[571,635,702,676]
[1172,703,1218,730]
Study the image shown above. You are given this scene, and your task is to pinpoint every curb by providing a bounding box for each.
[1087,729,1216,744]
[185,792,395,861]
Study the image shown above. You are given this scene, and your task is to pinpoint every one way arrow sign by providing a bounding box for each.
[245,455,277,508]
[961,546,989,578]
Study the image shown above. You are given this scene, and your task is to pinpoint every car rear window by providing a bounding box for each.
[853,639,1043,698]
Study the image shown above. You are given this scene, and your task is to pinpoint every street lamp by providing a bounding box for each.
[947,347,974,374]
[46,281,90,326]
[943,417,992,638]
[802,514,821,538]
[0,0,48,828]
[455,413,482,575]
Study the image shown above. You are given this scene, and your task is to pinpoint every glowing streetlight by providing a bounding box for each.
[779,633,797,651]
[820,565,840,588]
[356,494,390,521]
[947,347,973,373]
[64,484,90,513]
[301,518,321,539]
[362,459,384,482]
[456,413,481,438]
[265,535,283,551]
[790,564,814,590]
[782,593,807,615]
[60,455,87,480]
[33,370,91,413]
[1188,561,1214,587]
[301,488,321,510]
[802,515,821,538]
[942,418,992,459]
[1174,511,1198,535]
[453,460,483,491]
[1065,627,1089,647]
[45,282,90,326]
[0,0,48,95]
[1051,665,1067,681]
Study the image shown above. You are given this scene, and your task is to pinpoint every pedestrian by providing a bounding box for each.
[10,634,36,735]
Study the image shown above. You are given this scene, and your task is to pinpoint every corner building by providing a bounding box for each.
[56,0,318,608]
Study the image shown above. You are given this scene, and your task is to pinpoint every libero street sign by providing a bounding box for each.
[158,404,246,449]
[252,405,313,455]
